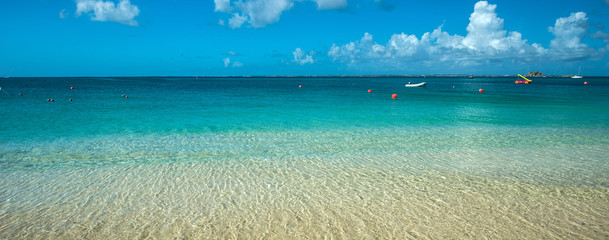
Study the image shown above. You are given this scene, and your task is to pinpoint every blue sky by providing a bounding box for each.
[1,0,608,76]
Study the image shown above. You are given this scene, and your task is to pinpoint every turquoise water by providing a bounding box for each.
[3,77,609,137]
[1,77,609,238]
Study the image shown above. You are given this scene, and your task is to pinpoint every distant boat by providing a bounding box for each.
[515,74,532,84]
[405,82,426,87]
[572,66,583,79]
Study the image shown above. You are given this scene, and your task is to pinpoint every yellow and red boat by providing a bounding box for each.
[515,74,532,84]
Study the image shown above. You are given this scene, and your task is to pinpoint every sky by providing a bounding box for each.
[1,0,608,76]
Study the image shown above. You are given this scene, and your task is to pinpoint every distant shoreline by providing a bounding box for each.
[3,75,608,78]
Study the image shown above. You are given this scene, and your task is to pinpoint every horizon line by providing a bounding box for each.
[3,74,605,78]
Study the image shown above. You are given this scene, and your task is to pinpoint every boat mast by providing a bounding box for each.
[0,87,11,96]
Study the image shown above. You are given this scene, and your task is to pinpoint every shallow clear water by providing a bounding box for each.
[1,77,609,239]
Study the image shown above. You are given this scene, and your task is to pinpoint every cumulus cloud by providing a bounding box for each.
[548,12,595,60]
[293,48,315,65]
[329,1,600,70]
[75,0,140,26]
[549,12,588,49]
[214,0,293,29]
[463,1,506,51]
[215,0,347,29]
[227,13,247,29]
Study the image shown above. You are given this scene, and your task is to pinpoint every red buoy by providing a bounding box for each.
[391,93,397,99]
[51,99,54,102]
[70,86,74,90]
[299,85,302,88]
[47,99,50,102]
[69,99,72,101]
[368,89,372,93]
[479,89,483,93]
[125,95,128,98]
[584,82,588,85]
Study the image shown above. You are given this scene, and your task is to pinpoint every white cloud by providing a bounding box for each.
[223,58,243,68]
[548,12,594,60]
[75,0,140,26]
[215,0,347,29]
[312,0,347,10]
[463,1,506,51]
[214,0,232,12]
[227,0,294,28]
[328,1,600,71]
[228,13,248,29]
[218,19,225,26]
[386,33,420,57]
[549,12,588,49]
[293,48,315,65]
[59,9,67,19]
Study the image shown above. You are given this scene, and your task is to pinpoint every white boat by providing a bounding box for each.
[405,82,426,87]
[571,66,583,79]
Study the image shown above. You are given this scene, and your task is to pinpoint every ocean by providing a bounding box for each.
[1,76,608,239]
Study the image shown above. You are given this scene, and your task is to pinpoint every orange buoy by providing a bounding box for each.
[299,85,302,88]
[47,99,50,102]
[584,82,588,85]
[391,93,397,99]
[479,89,483,93]
[368,89,372,93]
